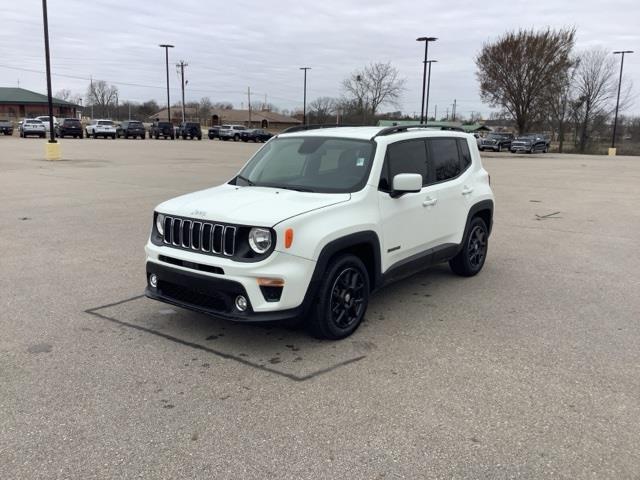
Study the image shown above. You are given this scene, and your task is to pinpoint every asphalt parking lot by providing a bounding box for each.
[1,136,639,479]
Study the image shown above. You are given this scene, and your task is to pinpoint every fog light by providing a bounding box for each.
[235,295,248,312]
[149,273,158,288]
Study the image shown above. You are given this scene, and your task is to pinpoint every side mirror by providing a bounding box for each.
[391,173,422,197]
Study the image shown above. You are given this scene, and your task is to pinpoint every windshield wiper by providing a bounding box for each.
[274,185,315,192]
[236,174,255,186]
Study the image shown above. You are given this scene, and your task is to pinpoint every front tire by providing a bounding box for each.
[449,217,489,277]
[307,254,369,340]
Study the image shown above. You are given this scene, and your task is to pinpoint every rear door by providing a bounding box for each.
[422,137,473,248]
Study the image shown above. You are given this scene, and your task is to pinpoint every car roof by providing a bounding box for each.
[278,126,473,142]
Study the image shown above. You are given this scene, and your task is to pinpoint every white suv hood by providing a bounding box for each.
[157,183,350,226]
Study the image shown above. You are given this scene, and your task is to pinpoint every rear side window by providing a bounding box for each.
[428,138,461,182]
[380,139,428,191]
[458,139,472,169]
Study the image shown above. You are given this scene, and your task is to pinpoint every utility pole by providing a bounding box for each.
[452,99,457,122]
[90,75,94,119]
[446,107,449,120]
[611,50,633,152]
[247,86,252,127]
[300,67,311,125]
[159,44,174,128]
[434,105,438,121]
[177,60,188,123]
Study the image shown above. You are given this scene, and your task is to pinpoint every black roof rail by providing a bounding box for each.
[281,124,365,134]
[371,123,465,140]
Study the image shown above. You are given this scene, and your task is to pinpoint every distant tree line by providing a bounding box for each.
[476,27,635,153]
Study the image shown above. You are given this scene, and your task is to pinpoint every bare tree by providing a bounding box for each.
[476,28,575,134]
[55,89,82,105]
[213,102,233,110]
[343,62,405,123]
[573,49,618,152]
[545,57,580,152]
[308,97,336,124]
[86,80,118,118]
[199,97,212,125]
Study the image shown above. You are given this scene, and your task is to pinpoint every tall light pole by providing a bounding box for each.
[611,50,633,150]
[417,36,437,124]
[41,0,56,143]
[300,67,311,125]
[159,44,174,127]
[425,59,437,123]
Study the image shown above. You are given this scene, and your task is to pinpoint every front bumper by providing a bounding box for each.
[510,144,531,152]
[145,241,316,321]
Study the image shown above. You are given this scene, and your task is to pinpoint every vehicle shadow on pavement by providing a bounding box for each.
[84,266,456,382]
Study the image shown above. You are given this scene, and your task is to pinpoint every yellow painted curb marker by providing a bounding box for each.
[45,142,62,161]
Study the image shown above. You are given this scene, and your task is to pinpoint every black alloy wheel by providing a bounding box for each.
[308,254,370,339]
[449,217,489,277]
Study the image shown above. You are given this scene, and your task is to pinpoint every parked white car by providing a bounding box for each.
[85,119,117,139]
[19,118,46,138]
[35,115,59,132]
[145,125,495,339]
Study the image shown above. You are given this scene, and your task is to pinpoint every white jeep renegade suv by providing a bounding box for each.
[145,125,494,339]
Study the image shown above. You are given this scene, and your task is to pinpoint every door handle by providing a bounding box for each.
[462,186,474,195]
[422,197,438,207]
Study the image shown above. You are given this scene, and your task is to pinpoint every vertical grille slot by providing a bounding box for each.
[192,222,202,250]
[223,226,236,256]
[201,223,212,252]
[181,220,192,248]
[212,225,224,254]
[172,218,182,246]
[163,217,173,244]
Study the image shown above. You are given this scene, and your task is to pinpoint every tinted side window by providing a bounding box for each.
[380,140,428,191]
[458,139,472,169]
[428,138,461,182]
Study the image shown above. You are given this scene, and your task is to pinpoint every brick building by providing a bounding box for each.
[0,87,80,120]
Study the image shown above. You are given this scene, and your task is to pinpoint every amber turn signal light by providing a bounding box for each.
[257,278,285,287]
[284,228,294,248]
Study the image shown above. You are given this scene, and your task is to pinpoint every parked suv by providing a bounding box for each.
[19,119,46,138]
[178,122,202,140]
[151,121,175,139]
[117,120,146,139]
[219,124,246,141]
[240,128,273,143]
[510,134,549,153]
[145,125,494,339]
[36,115,59,132]
[56,118,83,138]
[0,119,14,135]
[478,133,513,152]
[208,125,221,140]
[86,119,117,139]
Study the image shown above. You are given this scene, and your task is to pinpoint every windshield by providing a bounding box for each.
[487,134,507,139]
[98,121,114,126]
[234,136,375,193]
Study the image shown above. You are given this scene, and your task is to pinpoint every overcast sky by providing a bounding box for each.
[1,0,638,118]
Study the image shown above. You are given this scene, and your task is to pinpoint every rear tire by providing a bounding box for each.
[307,254,370,340]
[449,217,489,277]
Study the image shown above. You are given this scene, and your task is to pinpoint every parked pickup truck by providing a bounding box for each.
[0,119,13,135]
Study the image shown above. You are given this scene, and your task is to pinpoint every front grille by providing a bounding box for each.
[158,281,230,312]
[162,216,237,256]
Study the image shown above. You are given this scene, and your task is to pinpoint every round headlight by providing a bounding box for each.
[248,227,272,254]
[156,213,165,235]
